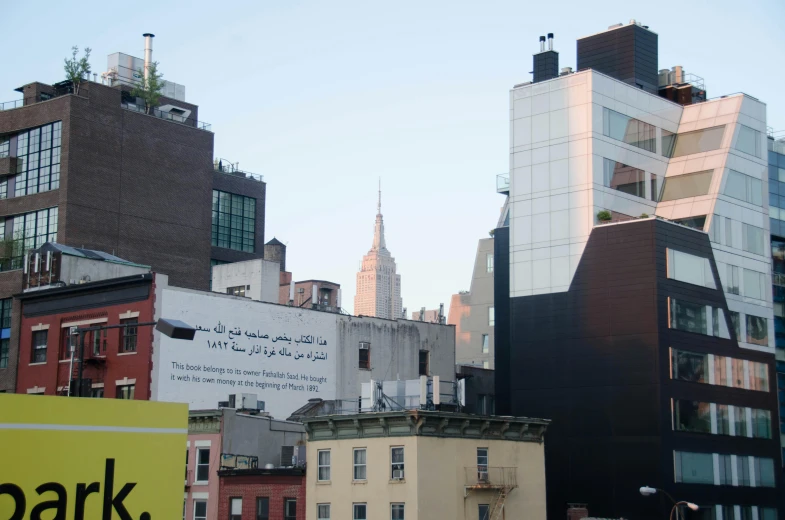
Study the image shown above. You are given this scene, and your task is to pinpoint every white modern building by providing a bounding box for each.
[354,187,403,319]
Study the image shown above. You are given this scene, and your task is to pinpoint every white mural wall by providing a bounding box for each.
[151,288,337,419]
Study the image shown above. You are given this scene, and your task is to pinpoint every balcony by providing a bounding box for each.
[464,466,518,492]
[121,102,212,132]
[496,173,510,194]
[214,159,263,182]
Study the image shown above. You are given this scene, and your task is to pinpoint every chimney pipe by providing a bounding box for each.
[539,36,546,52]
[547,33,554,51]
[143,33,155,83]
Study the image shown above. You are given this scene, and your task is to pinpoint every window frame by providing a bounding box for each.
[229,497,242,520]
[488,307,495,326]
[353,503,367,520]
[317,449,331,481]
[193,499,207,520]
[316,504,330,520]
[486,253,494,274]
[481,334,489,353]
[195,447,210,483]
[359,342,371,370]
[255,497,269,520]
[284,499,297,520]
[418,350,429,376]
[391,503,405,520]
[353,448,367,481]
[391,446,405,480]
[115,384,135,400]
[120,318,138,353]
[31,329,48,363]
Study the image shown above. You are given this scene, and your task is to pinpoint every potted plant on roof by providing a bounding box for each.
[597,210,612,224]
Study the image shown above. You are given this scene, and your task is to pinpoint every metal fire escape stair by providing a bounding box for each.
[487,486,511,520]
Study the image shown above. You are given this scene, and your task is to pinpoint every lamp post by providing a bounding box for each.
[72,318,196,397]
[640,486,699,520]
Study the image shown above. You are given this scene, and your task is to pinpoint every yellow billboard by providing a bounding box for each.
[0,394,187,520]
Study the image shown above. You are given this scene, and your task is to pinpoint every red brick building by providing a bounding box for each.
[218,468,306,520]
[15,250,158,398]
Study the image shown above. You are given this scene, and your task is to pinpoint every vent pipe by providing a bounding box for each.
[547,33,554,51]
[539,36,546,52]
[143,33,155,82]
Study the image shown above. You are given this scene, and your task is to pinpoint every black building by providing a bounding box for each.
[577,21,658,93]
[495,219,781,520]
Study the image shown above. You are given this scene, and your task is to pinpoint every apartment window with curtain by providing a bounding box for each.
[353,504,367,520]
[317,450,331,481]
[391,447,405,479]
[31,330,47,363]
[353,448,367,480]
[391,504,405,520]
[317,504,330,520]
[230,498,242,520]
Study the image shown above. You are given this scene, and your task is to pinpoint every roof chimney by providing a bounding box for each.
[539,35,546,52]
[143,33,155,82]
[547,33,554,51]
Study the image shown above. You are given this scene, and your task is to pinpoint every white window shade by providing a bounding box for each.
[231,498,242,515]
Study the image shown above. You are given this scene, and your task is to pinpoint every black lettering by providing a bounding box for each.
[102,458,136,520]
[31,482,67,520]
[74,482,100,520]
[0,483,25,520]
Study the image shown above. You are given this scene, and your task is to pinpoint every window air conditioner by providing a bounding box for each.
[392,469,404,480]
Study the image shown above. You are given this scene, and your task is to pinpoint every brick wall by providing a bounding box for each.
[0,270,23,392]
[218,473,306,520]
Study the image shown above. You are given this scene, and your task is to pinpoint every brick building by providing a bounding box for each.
[0,52,266,392]
[218,469,306,520]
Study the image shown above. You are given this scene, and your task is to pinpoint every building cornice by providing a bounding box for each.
[302,410,549,443]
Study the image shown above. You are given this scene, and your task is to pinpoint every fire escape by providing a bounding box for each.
[464,466,518,520]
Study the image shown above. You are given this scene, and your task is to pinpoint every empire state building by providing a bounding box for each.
[354,187,403,319]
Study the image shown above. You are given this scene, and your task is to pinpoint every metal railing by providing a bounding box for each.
[214,159,263,182]
[464,466,518,489]
[121,102,212,132]
[497,173,510,193]
[0,99,23,111]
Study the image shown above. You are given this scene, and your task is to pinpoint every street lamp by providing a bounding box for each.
[72,318,196,397]
[640,486,698,520]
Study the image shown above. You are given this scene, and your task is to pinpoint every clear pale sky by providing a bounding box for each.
[4,1,784,315]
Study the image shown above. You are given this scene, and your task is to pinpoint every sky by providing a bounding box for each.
[3,0,784,316]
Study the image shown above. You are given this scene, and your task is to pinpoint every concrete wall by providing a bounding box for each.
[450,237,495,368]
[211,258,280,303]
[59,255,149,284]
[221,409,306,467]
[335,316,455,402]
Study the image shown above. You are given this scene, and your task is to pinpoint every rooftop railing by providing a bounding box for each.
[497,172,510,193]
[214,159,263,182]
[0,99,23,111]
[121,102,212,132]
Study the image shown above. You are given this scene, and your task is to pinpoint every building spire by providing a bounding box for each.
[372,180,387,253]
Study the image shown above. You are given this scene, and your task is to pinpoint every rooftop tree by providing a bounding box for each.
[63,46,91,95]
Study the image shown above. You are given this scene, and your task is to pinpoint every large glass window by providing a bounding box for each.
[754,457,776,487]
[674,400,711,433]
[674,215,707,230]
[669,298,729,339]
[603,159,645,199]
[212,190,256,252]
[672,349,708,383]
[667,249,716,289]
[718,454,733,485]
[660,170,714,201]
[736,125,762,158]
[0,298,11,329]
[742,269,766,300]
[746,314,768,346]
[14,121,62,196]
[671,348,769,393]
[752,408,772,438]
[749,361,769,391]
[674,451,714,484]
[7,207,59,268]
[602,108,656,153]
[742,223,765,255]
[662,129,676,158]
[724,170,763,206]
[669,126,726,158]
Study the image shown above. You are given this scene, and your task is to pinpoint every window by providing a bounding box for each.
[714,355,728,387]
[91,387,104,398]
[737,455,751,486]
[230,498,242,520]
[674,215,706,230]
[674,451,714,484]
[749,361,769,391]
[736,125,761,158]
[745,314,768,346]
[391,504,405,520]
[602,108,656,153]
[194,500,207,520]
[353,448,367,480]
[226,285,246,297]
[486,253,494,273]
[669,298,729,338]
[488,307,495,326]
[482,360,489,369]
[284,499,296,520]
[359,342,370,370]
[729,311,741,340]
[481,334,489,353]
[391,447,404,479]
[479,505,490,520]
[255,497,268,520]
[477,448,488,481]
[120,318,138,353]
[760,509,777,520]
[668,126,726,158]
[662,129,676,158]
[734,406,749,437]
[718,454,732,485]
[8,207,58,269]
[317,504,330,520]
[0,136,9,158]
[31,330,47,363]
[212,190,256,252]
[742,223,764,255]
[90,328,106,357]
[317,449,330,481]
[673,400,711,433]
[754,457,776,487]
[742,269,766,300]
[353,504,367,520]
[716,404,730,435]
[0,298,11,328]
[660,170,714,201]
[724,170,762,205]
[672,349,708,383]
[725,265,740,295]
[602,158,662,201]
[722,506,735,520]
[740,507,753,520]
[752,408,771,438]
[196,447,210,482]
[116,384,135,400]
[418,350,429,376]
[14,121,62,196]
[667,249,716,289]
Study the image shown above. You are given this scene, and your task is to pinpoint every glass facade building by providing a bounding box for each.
[769,138,785,460]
